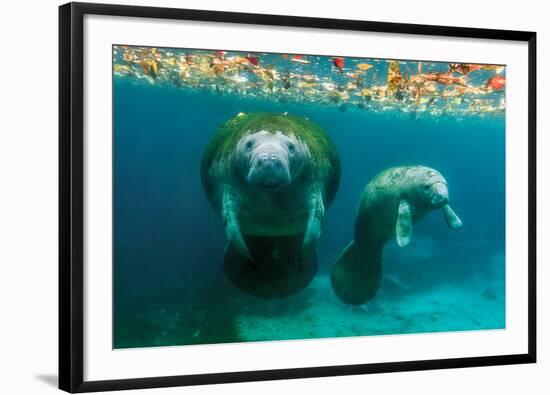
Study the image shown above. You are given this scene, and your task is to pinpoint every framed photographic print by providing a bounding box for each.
[59,2,537,392]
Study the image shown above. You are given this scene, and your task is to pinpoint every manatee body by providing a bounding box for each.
[330,166,462,305]
[201,112,340,298]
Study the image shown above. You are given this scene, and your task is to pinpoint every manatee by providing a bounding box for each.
[330,166,462,305]
[201,112,340,298]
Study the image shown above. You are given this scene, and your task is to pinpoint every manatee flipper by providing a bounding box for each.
[442,204,463,229]
[222,186,252,262]
[302,185,325,264]
[396,199,413,247]
[223,233,318,299]
[330,241,382,305]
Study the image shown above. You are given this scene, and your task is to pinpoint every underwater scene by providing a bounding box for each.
[113,45,506,349]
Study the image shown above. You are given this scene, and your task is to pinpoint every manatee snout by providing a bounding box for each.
[429,182,449,207]
[247,143,291,188]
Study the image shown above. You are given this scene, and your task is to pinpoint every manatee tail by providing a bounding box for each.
[223,234,318,299]
[330,241,382,305]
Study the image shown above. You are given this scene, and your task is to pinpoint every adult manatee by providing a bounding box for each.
[330,166,462,305]
[201,112,340,298]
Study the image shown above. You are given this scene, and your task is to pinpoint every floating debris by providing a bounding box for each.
[449,63,481,75]
[332,57,345,72]
[356,63,373,71]
[112,45,506,117]
[485,76,506,91]
[290,54,310,64]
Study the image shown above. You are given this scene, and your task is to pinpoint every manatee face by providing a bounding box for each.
[237,130,307,190]
[413,168,449,208]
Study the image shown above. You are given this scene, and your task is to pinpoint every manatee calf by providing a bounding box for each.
[201,112,340,298]
[330,166,462,305]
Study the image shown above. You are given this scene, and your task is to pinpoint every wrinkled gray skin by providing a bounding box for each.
[330,166,462,305]
[220,130,324,264]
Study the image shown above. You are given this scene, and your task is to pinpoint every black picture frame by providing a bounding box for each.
[59,2,537,392]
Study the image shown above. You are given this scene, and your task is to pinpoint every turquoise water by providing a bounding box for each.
[113,48,505,349]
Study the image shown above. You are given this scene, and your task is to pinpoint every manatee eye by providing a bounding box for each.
[245,140,254,151]
[288,143,296,153]
[423,184,431,191]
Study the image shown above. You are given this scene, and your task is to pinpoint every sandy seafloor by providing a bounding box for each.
[115,236,505,347]
[237,268,504,342]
